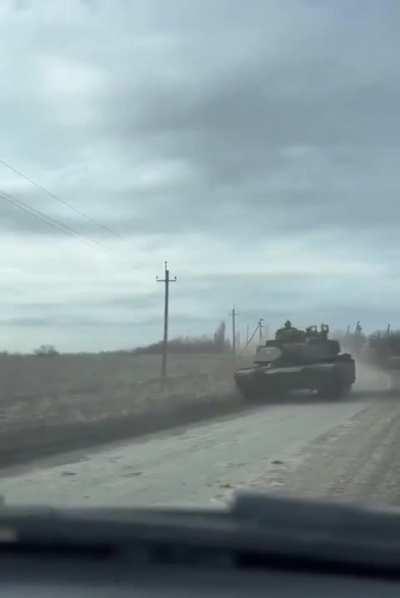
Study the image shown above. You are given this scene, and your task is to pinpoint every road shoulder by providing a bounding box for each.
[254,396,400,506]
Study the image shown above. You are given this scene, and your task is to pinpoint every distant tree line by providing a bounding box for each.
[133,321,230,355]
[17,321,230,357]
[34,344,59,357]
[366,329,400,367]
[335,323,400,366]
[23,322,400,364]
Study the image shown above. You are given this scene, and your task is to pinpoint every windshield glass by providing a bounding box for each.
[0,0,398,511]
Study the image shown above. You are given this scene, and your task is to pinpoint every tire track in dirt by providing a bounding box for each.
[262,396,400,506]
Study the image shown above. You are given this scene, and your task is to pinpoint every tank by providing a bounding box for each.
[234,322,356,400]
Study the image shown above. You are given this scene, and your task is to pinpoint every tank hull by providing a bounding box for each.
[235,358,356,400]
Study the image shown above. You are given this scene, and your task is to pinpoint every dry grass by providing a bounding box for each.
[0,352,251,467]
[0,352,238,400]
[0,352,250,429]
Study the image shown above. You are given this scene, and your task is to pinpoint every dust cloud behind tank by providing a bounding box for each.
[234,322,356,401]
[385,356,400,393]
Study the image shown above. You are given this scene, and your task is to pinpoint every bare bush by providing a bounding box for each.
[34,344,59,357]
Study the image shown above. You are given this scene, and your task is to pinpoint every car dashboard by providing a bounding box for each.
[0,493,400,597]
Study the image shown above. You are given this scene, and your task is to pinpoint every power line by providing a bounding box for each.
[0,159,142,275]
[0,188,142,276]
[0,189,106,251]
[0,158,124,240]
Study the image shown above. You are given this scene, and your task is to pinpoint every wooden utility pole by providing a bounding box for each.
[240,318,265,354]
[258,318,264,344]
[156,261,177,380]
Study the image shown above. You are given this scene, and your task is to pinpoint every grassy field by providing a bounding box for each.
[0,351,251,467]
[0,351,245,425]
[0,352,233,396]
[0,352,386,469]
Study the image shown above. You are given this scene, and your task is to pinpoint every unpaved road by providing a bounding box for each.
[2,391,396,509]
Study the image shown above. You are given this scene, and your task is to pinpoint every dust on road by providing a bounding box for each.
[0,398,365,508]
[0,361,395,509]
[265,395,400,506]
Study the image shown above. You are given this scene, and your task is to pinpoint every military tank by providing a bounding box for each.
[235,321,356,400]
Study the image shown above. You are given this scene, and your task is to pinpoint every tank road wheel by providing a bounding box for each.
[235,381,261,402]
[317,378,350,400]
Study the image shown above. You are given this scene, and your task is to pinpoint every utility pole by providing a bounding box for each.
[258,318,264,345]
[156,261,177,380]
[231,306,237,355]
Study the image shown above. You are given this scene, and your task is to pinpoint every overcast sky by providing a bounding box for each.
[0,0,399,351]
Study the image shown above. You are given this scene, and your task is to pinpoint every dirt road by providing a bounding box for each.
[2,391,397,509]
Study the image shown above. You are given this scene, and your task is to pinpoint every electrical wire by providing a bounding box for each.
[0,189,106,251]
[0,187,142,278]
[0,158,124,240]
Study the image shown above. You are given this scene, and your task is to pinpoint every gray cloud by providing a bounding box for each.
[0,0,399,350]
